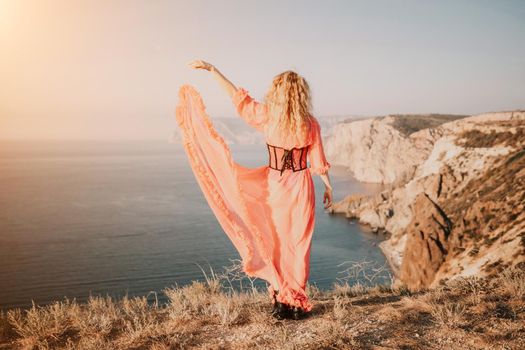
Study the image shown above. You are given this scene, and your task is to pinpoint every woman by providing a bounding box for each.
[175,60,333,320]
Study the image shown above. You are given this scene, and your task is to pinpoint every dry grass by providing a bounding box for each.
[1,263,524,349]
[501,269,525,298]
[389,114,468,137]
[455,121,525,148]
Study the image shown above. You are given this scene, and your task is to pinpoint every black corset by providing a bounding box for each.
[267,143,308,176]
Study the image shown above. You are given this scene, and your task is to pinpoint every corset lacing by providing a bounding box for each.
[267,143,308,176]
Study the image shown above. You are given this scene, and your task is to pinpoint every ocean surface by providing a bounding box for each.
[0,140,389,310]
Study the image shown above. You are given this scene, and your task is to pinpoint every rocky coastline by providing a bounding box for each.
[326,111,525,289]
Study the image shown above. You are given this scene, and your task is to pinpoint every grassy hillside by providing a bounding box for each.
[1,265,524,349]
[388,114,468,136]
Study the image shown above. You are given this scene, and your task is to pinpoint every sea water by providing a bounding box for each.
[0,140,389,310]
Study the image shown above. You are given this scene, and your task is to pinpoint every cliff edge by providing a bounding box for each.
[329,111,525,289]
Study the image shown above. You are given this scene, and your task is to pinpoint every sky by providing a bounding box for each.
[1,0,524,140]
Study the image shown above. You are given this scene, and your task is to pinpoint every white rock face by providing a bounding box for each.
[414,136,463,179]
[330,110,525,285]
[460,110,525,123]
[324,117,429,184]
[324,110,525,185]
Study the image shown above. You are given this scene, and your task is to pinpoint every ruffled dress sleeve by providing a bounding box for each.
[231,87,269,132]
[308,119,331,175]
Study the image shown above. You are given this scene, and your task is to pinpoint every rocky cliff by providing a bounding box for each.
[329,111,525,289]
[323,114,466,184]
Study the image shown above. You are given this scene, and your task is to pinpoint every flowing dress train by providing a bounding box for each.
[175,84,331,312]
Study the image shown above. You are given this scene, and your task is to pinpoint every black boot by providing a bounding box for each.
[291,306,306,320]
[272,301,291,320]
[271,290,279,313]
[270,290,292,320]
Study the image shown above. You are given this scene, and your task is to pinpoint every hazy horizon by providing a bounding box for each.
[1,0,524,141]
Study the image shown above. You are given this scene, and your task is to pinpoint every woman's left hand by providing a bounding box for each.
[323,187,333,209]
[187,59,215,72]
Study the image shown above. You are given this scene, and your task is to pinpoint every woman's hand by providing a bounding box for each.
[323,187,333,209]
[187,59,215,72]
[187,59,236,99]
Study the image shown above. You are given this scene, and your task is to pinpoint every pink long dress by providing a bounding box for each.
[175,84,331,312]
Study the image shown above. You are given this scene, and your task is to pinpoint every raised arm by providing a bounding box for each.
[211,66,238,98]
[229,87,268,131]
[187,59,268,131]
[187,59,237,98]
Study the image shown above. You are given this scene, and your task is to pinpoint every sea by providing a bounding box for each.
[0,140,390,310]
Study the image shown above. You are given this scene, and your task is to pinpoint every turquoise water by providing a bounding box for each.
[0,140,389,310]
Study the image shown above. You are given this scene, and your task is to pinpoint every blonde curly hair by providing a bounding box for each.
[263,70,313,145]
